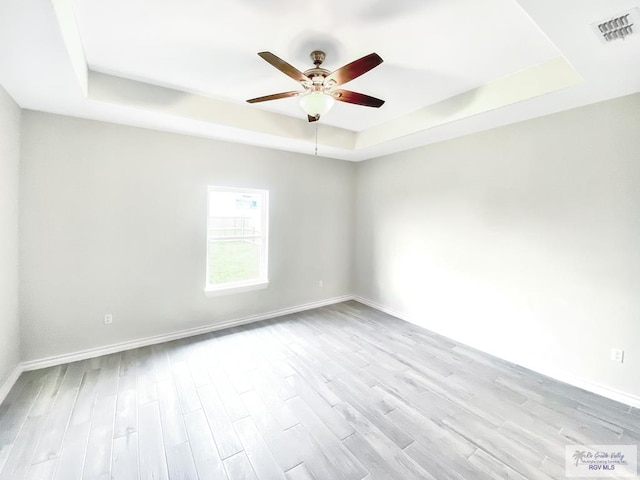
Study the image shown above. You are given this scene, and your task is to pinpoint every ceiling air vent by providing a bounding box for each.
[592,8,639,43]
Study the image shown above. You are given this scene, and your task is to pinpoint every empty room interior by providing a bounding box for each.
[1,0,640,479]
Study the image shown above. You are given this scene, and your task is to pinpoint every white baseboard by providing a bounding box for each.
[21,295,354,372]
[0,364,24,406]
[529,365,640,409]
[352,295,640,409]
[353,295,407,322]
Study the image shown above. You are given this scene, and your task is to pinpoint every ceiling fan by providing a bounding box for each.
[246,50,385,122]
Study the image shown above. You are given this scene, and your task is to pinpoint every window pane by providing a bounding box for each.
[208,215,261,239]
[208,239,261,285]
[206,187,268,289]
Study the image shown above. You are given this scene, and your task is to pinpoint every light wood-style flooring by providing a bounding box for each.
[0,301,639,479]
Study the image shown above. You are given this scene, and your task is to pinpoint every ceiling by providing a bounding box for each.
[0,0,639,161]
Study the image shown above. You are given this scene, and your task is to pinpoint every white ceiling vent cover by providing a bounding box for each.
[592,8,639,43]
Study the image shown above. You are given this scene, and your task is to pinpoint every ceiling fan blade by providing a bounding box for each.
[333,89,385,108]
[325,53,383,86]
[246,91,301,103]
[258,52,311,83]
[308,115,320,123]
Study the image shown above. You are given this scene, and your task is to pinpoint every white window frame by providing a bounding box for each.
[204,186,269,297]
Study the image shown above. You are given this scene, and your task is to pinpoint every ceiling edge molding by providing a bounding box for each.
[87,71,357,151]
[50,0,87,95]
[355,56,582,149]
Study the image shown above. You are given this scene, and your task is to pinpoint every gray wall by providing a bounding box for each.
[20,112,354,361]
[0,84,21,389]
[355,93,640,398]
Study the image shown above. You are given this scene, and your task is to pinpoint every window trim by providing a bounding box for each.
[204,186,269,296]
[204,278,269,297]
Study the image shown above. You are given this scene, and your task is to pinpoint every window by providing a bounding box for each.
[205,186,269,296]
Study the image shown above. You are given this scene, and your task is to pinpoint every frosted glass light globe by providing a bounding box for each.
[299,92,335,117]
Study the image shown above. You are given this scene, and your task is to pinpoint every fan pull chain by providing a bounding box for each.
[314,123,318,156]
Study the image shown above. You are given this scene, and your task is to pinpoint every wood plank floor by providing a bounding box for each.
[0,301,638,479]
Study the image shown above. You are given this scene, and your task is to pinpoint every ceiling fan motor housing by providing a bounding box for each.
[310,50,326,66]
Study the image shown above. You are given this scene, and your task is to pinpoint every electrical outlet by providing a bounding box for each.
[104,314,113,325]
[318,280,324,288]
[611,348,624,363]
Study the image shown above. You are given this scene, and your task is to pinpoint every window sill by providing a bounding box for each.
[204,279,269,297]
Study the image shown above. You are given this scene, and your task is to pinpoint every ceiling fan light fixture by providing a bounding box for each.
[247,50,384,122]
[299,92,335,118]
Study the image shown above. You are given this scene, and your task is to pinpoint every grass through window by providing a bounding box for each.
[208,240,260,285]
